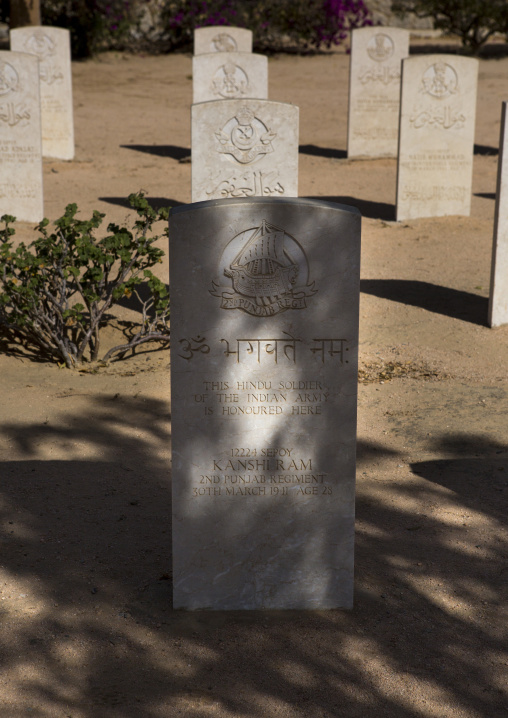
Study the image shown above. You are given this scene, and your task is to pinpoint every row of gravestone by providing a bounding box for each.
[190,27,299,203]
[0,26,74,222]
[348,28,478,223]
[191,25,480,224]
[0,23,506,609]
[170,26,508,611]
[189,25,506,328]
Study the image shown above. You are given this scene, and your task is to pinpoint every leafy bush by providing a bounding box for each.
[160,0,372,52]
[41,0,142,58]
[0,193,170,368]
[391,0,508,54]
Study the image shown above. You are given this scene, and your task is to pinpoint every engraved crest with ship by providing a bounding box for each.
[211,220,316,317]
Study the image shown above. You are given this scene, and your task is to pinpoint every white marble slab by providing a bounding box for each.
[489,101,508,327]
[169,197,361,610]
[193,52,268,104]
[396,55,478,221]
[191,99,298,202]
[11,26,74,160]
[347,27,409,158]
[0,51,43,222]
[194,26,253,55]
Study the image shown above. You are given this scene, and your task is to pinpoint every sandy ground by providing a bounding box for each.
[0,42,507,717]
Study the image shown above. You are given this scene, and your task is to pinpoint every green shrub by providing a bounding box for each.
[391,0,508,54]
[0,193,170,368]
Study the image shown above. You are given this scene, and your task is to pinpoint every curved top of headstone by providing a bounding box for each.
[191,98,300,202]
[171,196,361,218]
[10,24,70,41]
[194,26,253,55]
[402,53,479,78]
[193,52,269,104]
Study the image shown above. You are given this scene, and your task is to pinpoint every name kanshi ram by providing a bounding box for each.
[212,458,314,471]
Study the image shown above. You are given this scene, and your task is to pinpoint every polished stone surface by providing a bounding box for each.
[347,26,409,158]
[0,51,43,222]
[169,197,361,610]
[193,52,268,104]
[396,54,478,221]
[194,26,252,55]
[11,26,74,160]
[191,99,299,202]
[489,101,508,327]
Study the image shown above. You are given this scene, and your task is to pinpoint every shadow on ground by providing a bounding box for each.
[99,196,184,210]
[361,278,488,325]
[306,196,395,221]
[299,145,347,160]
[120,144,190,161]
[0,395,506,716]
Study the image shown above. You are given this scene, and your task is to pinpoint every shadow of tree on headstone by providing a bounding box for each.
[0,392,506,716]
[361,279,488,325]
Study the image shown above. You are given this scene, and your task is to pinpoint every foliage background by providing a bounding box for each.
[38,0,372,57]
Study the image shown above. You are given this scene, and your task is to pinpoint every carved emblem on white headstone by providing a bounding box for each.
[367,33,394,62]
[24,31,63,85]
[214,106,276,164]
[420,62,458,99]
[212,33,237,52]
[210,220,316,317]
[212,61,249,98]
[0,61,19,95]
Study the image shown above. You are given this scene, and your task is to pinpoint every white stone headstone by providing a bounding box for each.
[489,101,508,327]
[191,99,299,202]
[194,26,253,55]
[0,51,43,222]
[10,26,74,160]
[347,27,409,158]
[193,52,268,104]
[396,55,478,221]
[169,197,361,610]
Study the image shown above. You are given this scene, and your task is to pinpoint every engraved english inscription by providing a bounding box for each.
[210,220,316,316]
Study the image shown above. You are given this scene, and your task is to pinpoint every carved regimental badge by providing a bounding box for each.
[24,32,63,85]
[211,220,316,317]
[420,62,458,99]
[212,33,237,52]
[367,33,394,62]
[0,61,19,95]
[212,61,248,99]
[215,107,276,164]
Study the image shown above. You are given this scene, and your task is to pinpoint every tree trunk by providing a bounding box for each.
[9,0,41,27]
